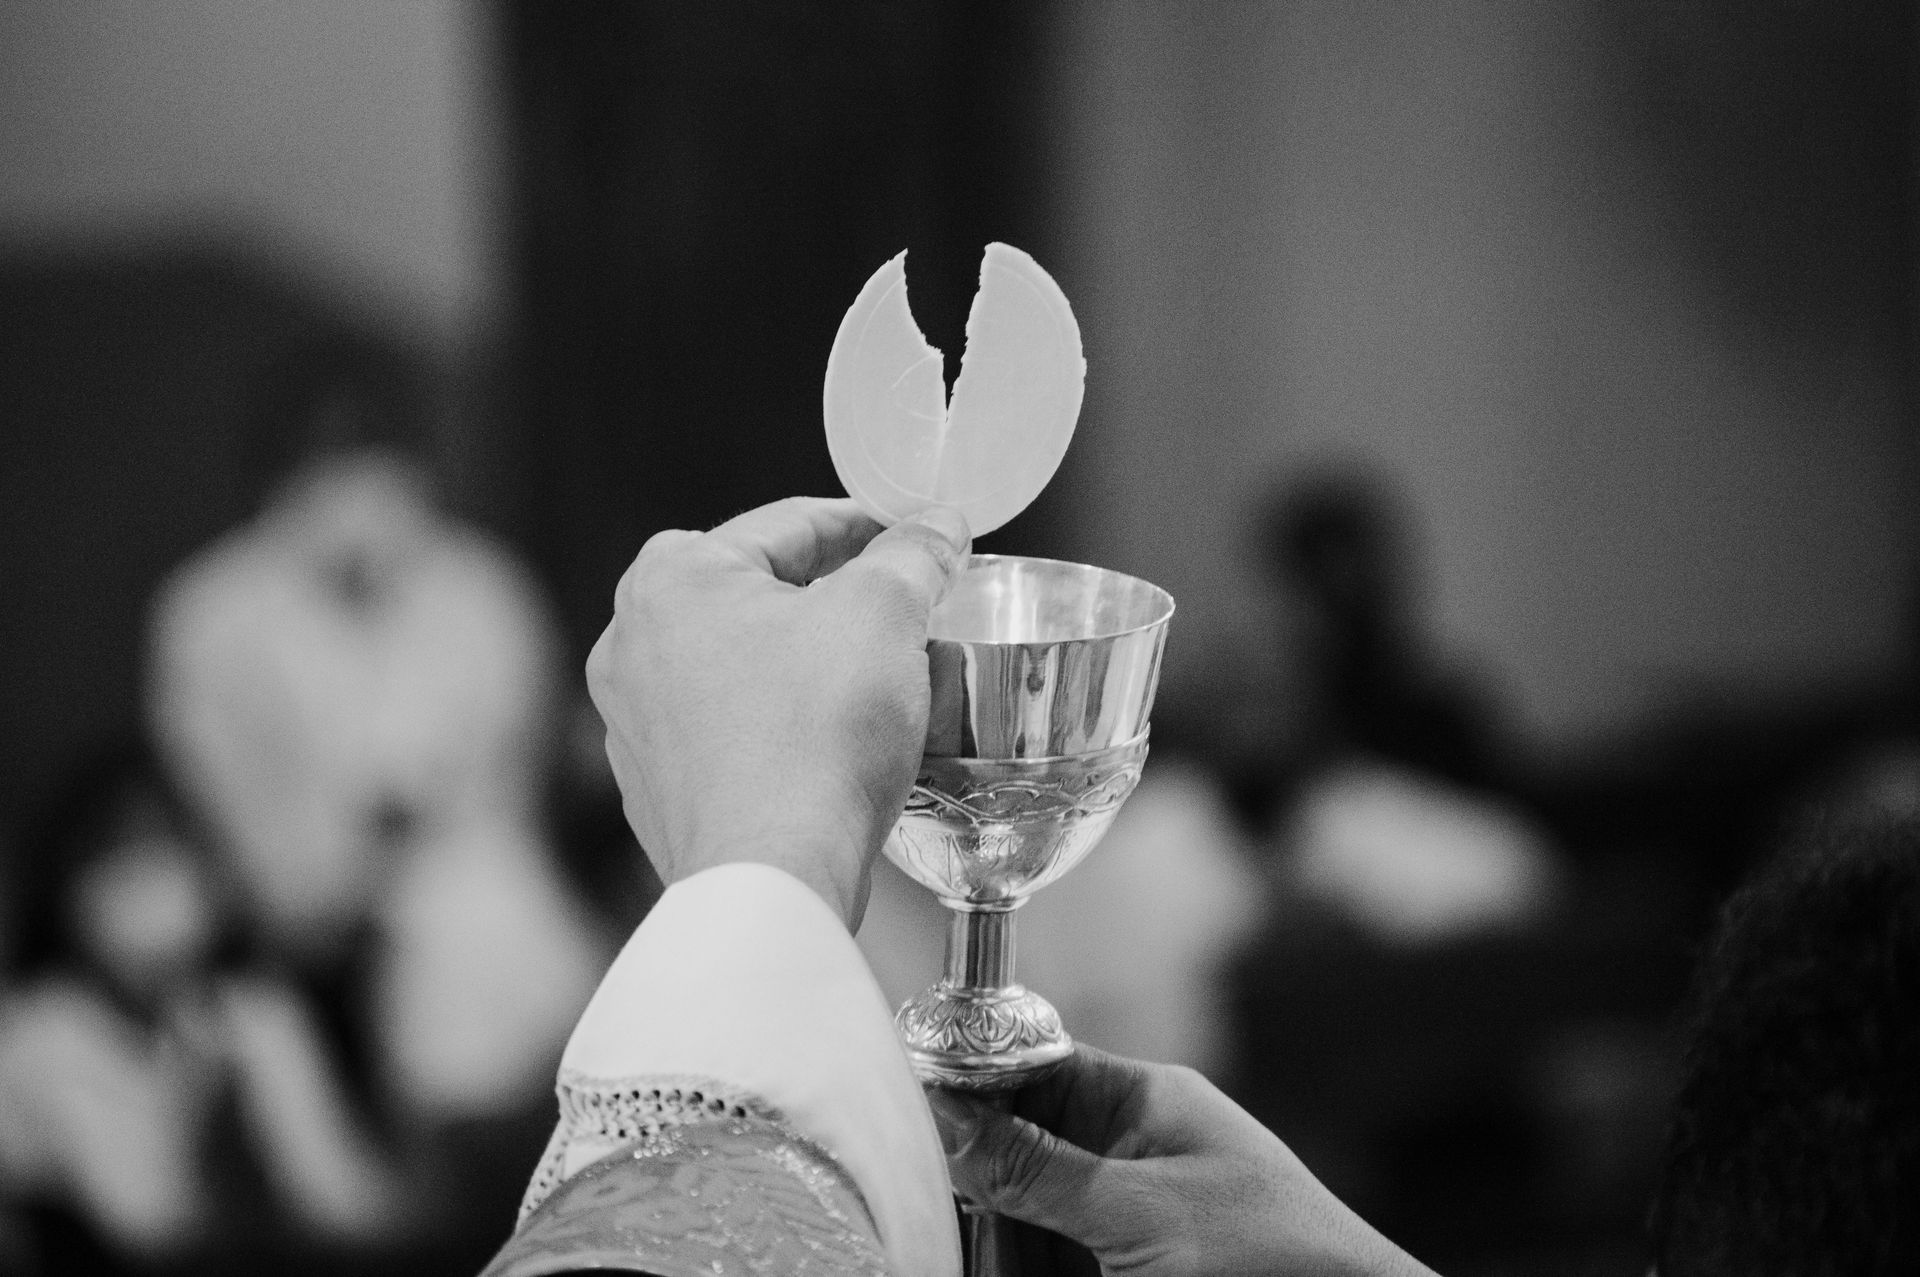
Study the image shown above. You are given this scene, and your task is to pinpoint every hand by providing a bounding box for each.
[930,1046,1437,1277]
[586,496,971,930]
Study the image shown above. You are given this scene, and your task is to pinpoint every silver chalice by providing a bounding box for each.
[886,555,1174,1093]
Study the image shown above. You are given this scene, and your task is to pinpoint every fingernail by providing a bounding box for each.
[925,1088,977,1155]
[908,505,971,554]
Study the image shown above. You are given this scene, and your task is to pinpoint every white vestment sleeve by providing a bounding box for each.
[548,862,961,1277]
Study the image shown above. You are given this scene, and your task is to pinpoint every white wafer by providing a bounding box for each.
[824,243,1085,536]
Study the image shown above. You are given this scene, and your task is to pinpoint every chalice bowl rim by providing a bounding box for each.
[926,552,1175,651]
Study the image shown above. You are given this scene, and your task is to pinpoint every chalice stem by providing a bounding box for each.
[957,1093,1019,1276]
[951,905,1015,988]
[948,911,1020,1274]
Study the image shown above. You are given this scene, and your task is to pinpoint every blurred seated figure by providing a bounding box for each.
[0,338,607,1274]
[148,338,604,1124]
[1237,466,1561,943]
[149,438,600,1110]
[0,745,233,1272]
[0,741,421,1270]
[1650,815,1920,1275]
[1260,466,1499,793]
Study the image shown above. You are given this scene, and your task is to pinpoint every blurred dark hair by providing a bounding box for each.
[1261,466,1408,614]
[1650,816,1920,1274]
[244,332,430,502]
[5,739,221,986]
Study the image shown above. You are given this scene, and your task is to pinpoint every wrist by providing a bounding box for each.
[751,846,863,931]
[679,835,866,932]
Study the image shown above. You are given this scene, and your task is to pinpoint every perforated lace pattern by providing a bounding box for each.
[488,1107,888,1276]
[518,1070,781,1223]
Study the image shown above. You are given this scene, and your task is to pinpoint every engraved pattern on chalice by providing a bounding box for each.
[884,556,1172,1095]
[889,740,1149,908]
[895,986,1065,1066]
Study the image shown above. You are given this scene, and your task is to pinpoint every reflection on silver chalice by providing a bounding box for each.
[886,555,1174,1094]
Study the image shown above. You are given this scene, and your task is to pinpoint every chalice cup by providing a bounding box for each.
[886,555,1174,1093]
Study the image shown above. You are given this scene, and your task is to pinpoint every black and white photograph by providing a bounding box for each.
[0,4,1913,1274]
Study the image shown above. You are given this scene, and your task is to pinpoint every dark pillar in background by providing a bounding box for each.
[499,3,1067,659]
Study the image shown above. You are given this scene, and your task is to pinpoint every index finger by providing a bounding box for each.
[704,496,886,584]
[1012,1045,1152,1152]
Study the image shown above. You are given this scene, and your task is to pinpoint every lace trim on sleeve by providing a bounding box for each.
[487,1107,890,1276]
[517,1070,784,1223]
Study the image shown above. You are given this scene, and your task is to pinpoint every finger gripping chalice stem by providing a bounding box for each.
[882,554,1173,1275]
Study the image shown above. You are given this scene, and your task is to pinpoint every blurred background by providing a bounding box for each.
[0,2,1912,1274]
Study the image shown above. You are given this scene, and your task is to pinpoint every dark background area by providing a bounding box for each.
[500,2,1081,660]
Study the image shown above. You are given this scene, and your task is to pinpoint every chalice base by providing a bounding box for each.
[895,982,1073,1092]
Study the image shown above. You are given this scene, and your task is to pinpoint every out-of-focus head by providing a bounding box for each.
[269,447,438,579]
[251,336,442,618]
[246,332,431,509]
[1260,466,1411,622]
[72,812,218,993]
[1650,816,1920,1275]
[11,744,223,997]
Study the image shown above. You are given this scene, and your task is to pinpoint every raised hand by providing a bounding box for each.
[587,496,970,930]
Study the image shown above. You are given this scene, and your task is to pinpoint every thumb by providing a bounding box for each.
[928,1089,1110,1236]
[833,505,971,615]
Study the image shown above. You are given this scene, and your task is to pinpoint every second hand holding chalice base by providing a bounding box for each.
[884,555,1173,1094]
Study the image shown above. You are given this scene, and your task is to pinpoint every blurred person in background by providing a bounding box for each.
[143,336,608,1270]
[0,337,609,1275]
[147,336,605,1133]
[1260,468,1495,791]
[0,744,233,1273]
[1198,469,1598,1262]
[1234,466,1560,944]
